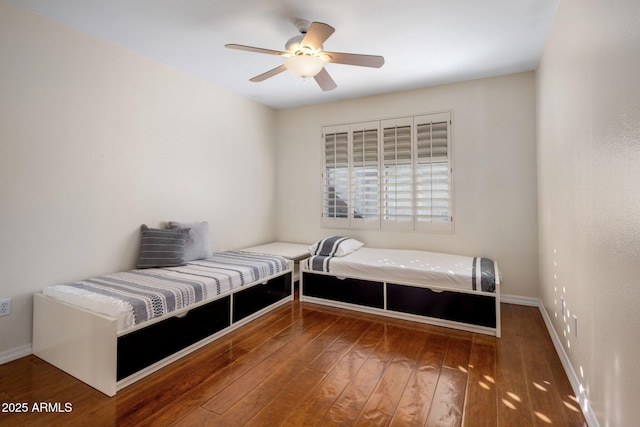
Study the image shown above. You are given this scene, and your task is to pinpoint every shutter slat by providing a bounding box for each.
[323,130,350,220]
[382,123,413,224]
[415,117,450,227]
[352,126,379,222]
[414,117,450,228]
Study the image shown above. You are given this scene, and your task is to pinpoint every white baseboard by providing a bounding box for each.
[0,344,32,365]
[501,293,540,306]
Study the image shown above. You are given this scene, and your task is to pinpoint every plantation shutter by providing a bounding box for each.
[414,112,452,231]
[321,111,453,232]
[322,125,350,227]
[351,122,380,228]
[381,117,414,231]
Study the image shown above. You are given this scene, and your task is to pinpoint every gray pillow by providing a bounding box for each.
[137,224,190,269]
[167,221,213,261]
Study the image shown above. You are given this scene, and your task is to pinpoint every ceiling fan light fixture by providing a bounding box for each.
[285,34,304,52]
[225,20,383,90]
[285,54,324,79]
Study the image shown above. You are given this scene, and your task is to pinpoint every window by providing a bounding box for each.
[322,111,452,232]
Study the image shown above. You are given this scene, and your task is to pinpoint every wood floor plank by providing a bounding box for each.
[419,333,472,427]
[307,318,372,373]
[202,310,341,414]
[553,371,588,427]
[524,309,587,427]
[2,356,82,399]
[496,304,535,427]
[389,332,449,427]
[462,341,497,427]
[353,328,428,426]
[172,407,221,426]
[443,336,473,372]
[280,322,386,426]
[0,302,588,427]
[516,306,577,427]
[425,366,468,427]
[244,367,326,426]
[211,315,356,423]
[318,325,408,426]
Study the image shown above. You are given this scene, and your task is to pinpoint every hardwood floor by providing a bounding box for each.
[0,294,587,426]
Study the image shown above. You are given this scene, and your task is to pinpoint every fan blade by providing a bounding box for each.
[321,51,385,68]
[250,64,287,82]
[225,44,288,56]
[314,67,337,91]
[301,22,335,50]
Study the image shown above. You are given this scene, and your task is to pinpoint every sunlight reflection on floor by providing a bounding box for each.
[535,411,553,424]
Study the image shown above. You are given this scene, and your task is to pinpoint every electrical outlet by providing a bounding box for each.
[0,298,11,317]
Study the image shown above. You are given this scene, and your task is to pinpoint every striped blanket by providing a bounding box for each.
[43,251,288,330]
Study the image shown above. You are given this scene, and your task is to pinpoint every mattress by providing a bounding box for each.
[307,247,499,293]
[42,251,288,331]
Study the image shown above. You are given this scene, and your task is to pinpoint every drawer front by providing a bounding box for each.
[387,284,496,328]
[117,295,231,380]
[233,272,292,323]
[302,272,384,309]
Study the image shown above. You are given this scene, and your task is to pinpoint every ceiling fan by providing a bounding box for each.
[225,20,384,91]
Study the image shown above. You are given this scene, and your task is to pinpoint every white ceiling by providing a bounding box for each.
[9,0,558,109]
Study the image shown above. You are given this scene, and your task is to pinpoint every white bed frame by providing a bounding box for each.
[299,259,501,337]
[32,261,294,396]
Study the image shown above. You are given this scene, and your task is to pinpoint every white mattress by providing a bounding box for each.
[313,247,499,292]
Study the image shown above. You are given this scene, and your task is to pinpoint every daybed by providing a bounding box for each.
[32,223,294,396]
[300,237,501,337]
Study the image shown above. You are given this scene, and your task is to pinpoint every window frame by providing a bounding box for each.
[321,111,454,233]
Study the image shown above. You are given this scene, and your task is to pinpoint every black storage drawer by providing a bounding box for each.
[387,284,496,328]
[233,272,292,322]
[117,295,231,380]
[302,272,384,309]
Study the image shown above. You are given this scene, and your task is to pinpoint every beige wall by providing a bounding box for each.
[276,72,539,298]
[0,1,278,354]
[537,0,640,425]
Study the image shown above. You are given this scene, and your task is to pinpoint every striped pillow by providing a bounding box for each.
[136,225,190,269]
[309,236,364,257]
